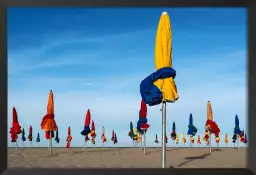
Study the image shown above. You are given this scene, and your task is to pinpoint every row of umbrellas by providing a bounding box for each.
[9,12,246,169]
[10,91,118,153]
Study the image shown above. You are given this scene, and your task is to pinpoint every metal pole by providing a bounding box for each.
[83,141,85,151]
[144,133,146,155]
[15,141,18,150]
[209,132,212,153]
[161,101,167,168]
[141,136,143,150]
[49,131,52,155]
[237,134,239,150]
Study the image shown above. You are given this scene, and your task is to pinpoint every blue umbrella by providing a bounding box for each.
[234,115,242,135]
[187,113,197,136]
[36,132,40,142]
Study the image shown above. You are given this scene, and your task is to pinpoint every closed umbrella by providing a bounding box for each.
[128,122,136,147]
[66,126,72,148]
[21,128,26,146]
[224,133,228,147]
[41,90,57,155]
[204,101,220,152]
[101,126,107,147]
[234,114,242,149]
[187,113,198,149]
[10,107,22,150]
[197,134,201,147]
[81,109,91,150]
[90,120,96,146]
[36,132,40,143]
[140,12,178,168]
[137,99,149,155]
[181,132,186,146]
[114,133,118,144]
[155,134,159,145]
[170,122,177,146]
[175,133,179,145]
[28,125,33,147]
[55,127,60,145]
[111,130,115,143]
[244,133,248,144]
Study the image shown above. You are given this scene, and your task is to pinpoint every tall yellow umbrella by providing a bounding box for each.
[154,11,178,168]
[140,11,178,168]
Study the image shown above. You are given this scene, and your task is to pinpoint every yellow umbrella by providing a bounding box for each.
[154,12,178,102]
[154,11,179,168]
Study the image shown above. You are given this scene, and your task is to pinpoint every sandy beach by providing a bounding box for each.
[8,147,246,168]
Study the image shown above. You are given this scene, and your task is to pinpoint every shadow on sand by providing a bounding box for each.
[174,152,211,168]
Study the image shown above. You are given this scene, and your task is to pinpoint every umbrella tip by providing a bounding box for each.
[162,12,167,15]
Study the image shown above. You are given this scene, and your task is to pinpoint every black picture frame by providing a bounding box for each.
[1,0,255,175]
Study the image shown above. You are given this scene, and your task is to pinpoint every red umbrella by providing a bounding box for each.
[81,109,91,136]
[28,125,33,141]
[66,126,72,148]
[10,107,22,144]
[111,130,115,142]
[90,120,96,138]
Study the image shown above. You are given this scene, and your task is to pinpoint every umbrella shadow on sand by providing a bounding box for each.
[149,148,179,154]
[173,152,211,168]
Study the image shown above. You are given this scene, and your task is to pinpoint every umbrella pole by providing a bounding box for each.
[190,139,192,149]
[161,101,167,168]
[237,134,239,150]
[141,137,143,150]
[15,141,18,150]
[49,131,52,155]
[144,133,146,155]
[209,133,212,153]
[83,141,85,151]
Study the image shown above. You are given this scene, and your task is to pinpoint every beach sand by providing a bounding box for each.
[8,147,246,168]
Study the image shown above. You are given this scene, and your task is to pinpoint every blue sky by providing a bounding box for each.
[7,7,247,148]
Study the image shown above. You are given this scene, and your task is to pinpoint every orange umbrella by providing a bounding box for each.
[41,90,57,155]
[224,132,228,147]
[10,107,22,149]
[197,135,201,147]
[66,126,72,148]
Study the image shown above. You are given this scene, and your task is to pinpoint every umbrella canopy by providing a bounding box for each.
[55,127,60,143]
[240,130,245,143]
[165,134,168,143]
[137,99,150,134]
[66,126,72,148]
[136,133,141,143]
[140,13,178,106]
[101,126,107,143]
[85,134,90,142]
[21,128,26,142]
[197,135,201,144]
[155,134,159,144]
[10,107,22,142]
[204,101,220,142]
[36,132,40,142]
[41,90,57,139]
[181,132,186,144]
[187,113,198,136]
[114,133,118,144]
[28,125,33,141]
[90,120,96,138]
[175,133,179,144]
[81,109,91,136]
[244,133,248,144]
[111,130,115,142]
[234,114,242,135]
[170,122,177,140]
[128,121,136,139]
[224,133,228,144]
